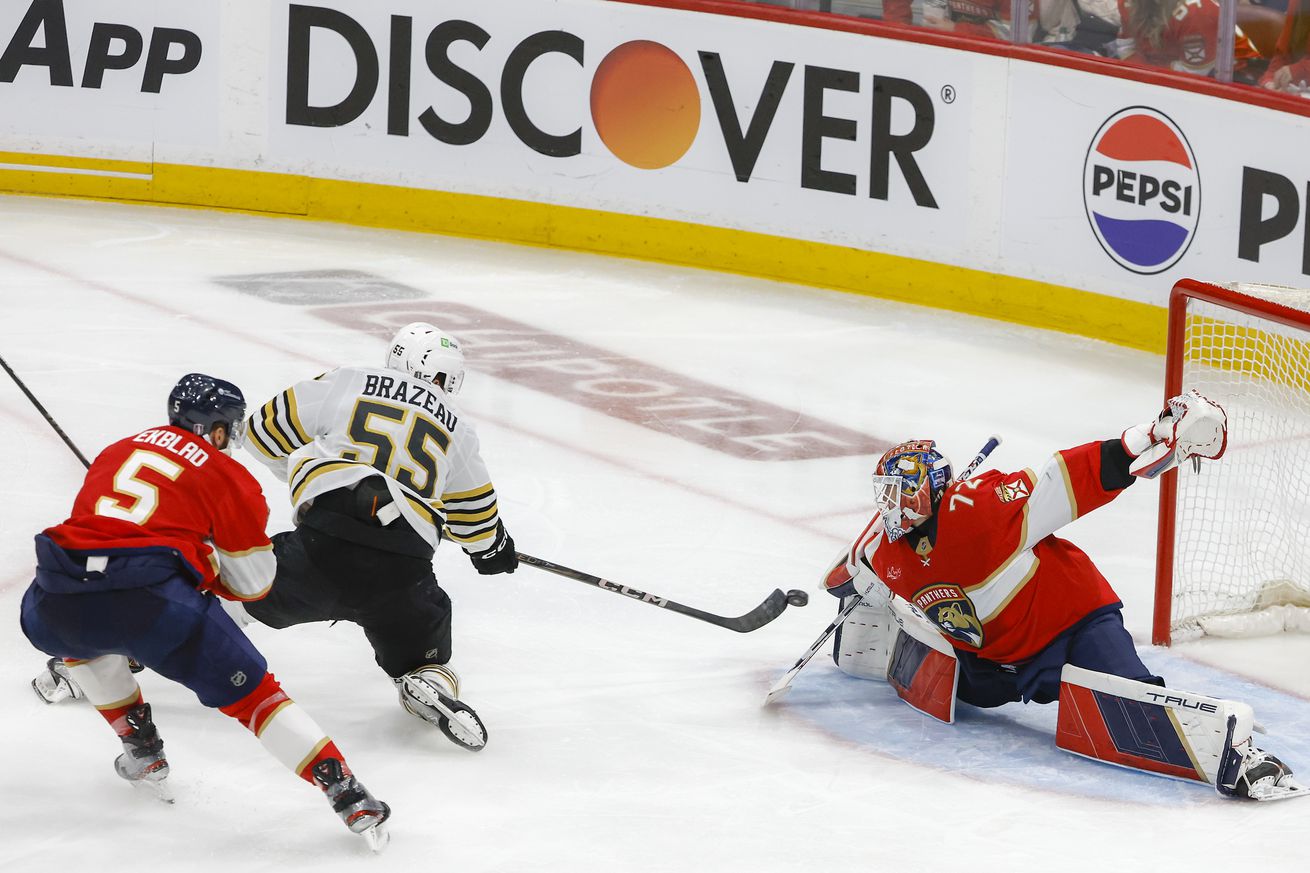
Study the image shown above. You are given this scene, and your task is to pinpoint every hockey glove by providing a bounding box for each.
[822,559,857,599]
[469,524,518,575]
[1121,389,1227,479]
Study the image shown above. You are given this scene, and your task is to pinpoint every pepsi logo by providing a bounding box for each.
[1083,108,1200,275]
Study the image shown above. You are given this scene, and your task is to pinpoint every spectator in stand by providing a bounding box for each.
[1261,0,1310,91]
[882,0,914,24]
[1115,0,1262,77]
[906,0,1080,43]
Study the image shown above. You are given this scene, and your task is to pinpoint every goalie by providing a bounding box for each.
[823,390,1304,802]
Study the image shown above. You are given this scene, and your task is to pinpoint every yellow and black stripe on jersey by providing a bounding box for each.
[290,457,366,504]
[290,456,445,527]
[442,483,501,545]
[248,388,311,459]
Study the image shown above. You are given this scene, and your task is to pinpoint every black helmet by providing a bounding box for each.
[167,373,247,448]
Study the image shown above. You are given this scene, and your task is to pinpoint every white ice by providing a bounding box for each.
[2,196,1308,873]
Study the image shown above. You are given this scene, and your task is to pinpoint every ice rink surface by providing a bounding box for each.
[2,196,1308,873]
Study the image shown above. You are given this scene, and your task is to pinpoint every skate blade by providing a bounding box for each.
[362,822,390,853]
[1248,776,1310,802]
[403,677,487,751]
[31,673,78,705]
[438,709,488,752]
[31,676,60,705]
[129,776,175,805]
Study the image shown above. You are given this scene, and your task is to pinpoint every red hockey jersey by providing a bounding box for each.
[45,426,275,601]
[1118,0,1259,75]
[827,442,1124,664]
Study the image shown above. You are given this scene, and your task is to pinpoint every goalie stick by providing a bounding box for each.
[763,435,1002,705]
[518,552,809,633]
[764,591,870,705]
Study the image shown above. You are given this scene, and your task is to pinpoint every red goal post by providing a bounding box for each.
[1154,279,1310,645]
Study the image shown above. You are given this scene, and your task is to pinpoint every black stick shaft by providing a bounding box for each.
[0,355,92,469]
[518,552,788,632]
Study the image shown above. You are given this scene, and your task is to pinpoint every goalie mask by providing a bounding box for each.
[872,440,952,542]
[385,322,466,395]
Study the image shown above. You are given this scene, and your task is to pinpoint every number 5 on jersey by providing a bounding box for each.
[94,450,185,525]
[345,399,450,498]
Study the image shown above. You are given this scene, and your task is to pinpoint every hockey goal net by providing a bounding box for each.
[1154,279,1310,645]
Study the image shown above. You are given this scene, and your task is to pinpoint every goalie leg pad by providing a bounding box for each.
[886,599,959,724]
[1057,666,1218,784]
[831,596,895,681]
[1055,665,1303,800]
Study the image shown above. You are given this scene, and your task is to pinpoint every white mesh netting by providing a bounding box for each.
[1172,283,1310,640]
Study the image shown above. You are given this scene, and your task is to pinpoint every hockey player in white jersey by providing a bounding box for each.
[242,322,517,751]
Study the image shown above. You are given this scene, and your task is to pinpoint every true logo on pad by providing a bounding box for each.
[1083,107,1200,275]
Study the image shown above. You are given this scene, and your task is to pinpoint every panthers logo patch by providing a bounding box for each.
[911,583,984,648]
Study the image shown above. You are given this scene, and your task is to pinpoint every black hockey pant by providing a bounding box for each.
[246,484,452,679]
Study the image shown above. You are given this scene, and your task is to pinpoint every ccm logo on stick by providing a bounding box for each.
[0,0,202,93]
[598,579,668,607]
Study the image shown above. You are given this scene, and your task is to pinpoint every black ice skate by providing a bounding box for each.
[395,664,488,752]
[311,758,391,852]
[114,703,173,804]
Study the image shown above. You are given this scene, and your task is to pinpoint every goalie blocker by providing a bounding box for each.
[831,600,1305,801]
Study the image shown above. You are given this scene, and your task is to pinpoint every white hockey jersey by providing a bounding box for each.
[244,366,503,553]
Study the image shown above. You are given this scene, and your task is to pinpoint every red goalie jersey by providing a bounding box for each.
[826,442,1126,665]
[44,426,275,601]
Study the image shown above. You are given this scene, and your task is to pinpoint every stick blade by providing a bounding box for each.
[721,589,789,633]
[763,678,795,706]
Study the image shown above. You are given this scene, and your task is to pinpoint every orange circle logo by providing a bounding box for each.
[590,41,701,170]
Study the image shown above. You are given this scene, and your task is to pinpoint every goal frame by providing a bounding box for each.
[1153,278,1310,645]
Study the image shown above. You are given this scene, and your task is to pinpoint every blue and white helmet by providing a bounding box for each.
[385,322,465,395]
[167,373,247,449]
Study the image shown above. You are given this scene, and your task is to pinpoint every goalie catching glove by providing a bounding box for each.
[1121,389,1227,479]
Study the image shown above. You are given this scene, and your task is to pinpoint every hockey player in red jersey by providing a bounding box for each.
[22,374,390,847]
[822,390,1304,801]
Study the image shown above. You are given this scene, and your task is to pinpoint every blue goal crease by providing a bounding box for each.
[778,648,1310,806]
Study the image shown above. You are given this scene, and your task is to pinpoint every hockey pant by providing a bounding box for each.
[957,606,1161,707]
[833,599,1160,708]
[246,483,452,678]
[22,550,345,783]
[22,568,268,708]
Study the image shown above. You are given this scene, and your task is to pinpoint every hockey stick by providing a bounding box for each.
[518,552,810,633]
[764,592,869,705]
[762,435,1002,705]
[0,354,93,468]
